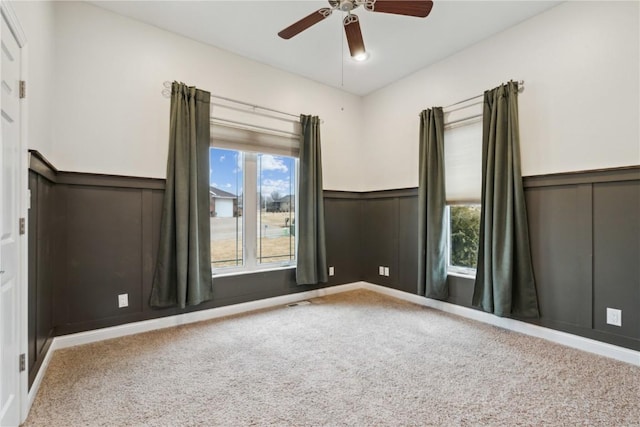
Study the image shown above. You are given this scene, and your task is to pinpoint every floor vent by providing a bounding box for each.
[287,301,311,307]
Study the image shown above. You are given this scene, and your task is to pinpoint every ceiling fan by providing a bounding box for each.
[278,0,434,60]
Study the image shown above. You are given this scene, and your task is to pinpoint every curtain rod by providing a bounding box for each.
[211,102,299,125]
[162,81,299,120]
[443,80,525,109]
[418,80,525,127]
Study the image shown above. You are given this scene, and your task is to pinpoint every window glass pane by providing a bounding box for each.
[210,148,243,268]
[449,205,481,270]
[257,154,296,265]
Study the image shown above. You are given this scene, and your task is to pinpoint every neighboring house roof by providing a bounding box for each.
[210,186,237,199]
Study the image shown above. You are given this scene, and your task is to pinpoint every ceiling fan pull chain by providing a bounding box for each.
[341,15,344,88]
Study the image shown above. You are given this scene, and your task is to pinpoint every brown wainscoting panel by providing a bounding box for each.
[29,150,58,183]
[27,156,58,389]
[30,162,362,336]
[397,196,419,294]
[57,171,165,189]
[361,188,419,199]
[361,198,398,287]
[446,275,475,307]
[211,268,297,301]
[525,184,593,329]
[27,171,38,387]
[592,180,640,340]
[64,185,144,324]
[523,166,640,188]
[324,197,363,286]
[36,176,56,353]
[52,184,69,328]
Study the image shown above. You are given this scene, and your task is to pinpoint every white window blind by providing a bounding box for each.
[210,101,300,157]
[444,120,482,204]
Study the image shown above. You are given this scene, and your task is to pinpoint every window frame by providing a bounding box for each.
[210,147,299,276]
[442,112,483,279]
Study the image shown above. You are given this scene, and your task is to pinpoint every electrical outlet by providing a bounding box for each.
[384,267,389,277]
[118,293,129,308]
[328,266,335,276]
[606,308,622,327]
[379,266,384,275]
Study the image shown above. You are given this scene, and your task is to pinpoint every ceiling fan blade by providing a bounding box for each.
[278,8,332,39]
[365,0,433,18]
[343,14,366,58]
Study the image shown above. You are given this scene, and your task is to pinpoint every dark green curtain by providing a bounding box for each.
[473,82,539,318]
[296,115,328,285]
[150,82,214,309]
[417,108,448,299]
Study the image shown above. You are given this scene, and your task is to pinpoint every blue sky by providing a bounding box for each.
[209,148,242,195]
[209,148,295,199]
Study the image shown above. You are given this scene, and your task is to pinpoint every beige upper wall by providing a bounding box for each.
[49,1,364,191]
[13,1,640,192]
[361,1,640,191]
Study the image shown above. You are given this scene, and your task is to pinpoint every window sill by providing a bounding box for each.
[447,270,476,280]
[213,264,296,279]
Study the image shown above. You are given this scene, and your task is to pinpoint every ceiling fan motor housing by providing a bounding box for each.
[329,0,361,12]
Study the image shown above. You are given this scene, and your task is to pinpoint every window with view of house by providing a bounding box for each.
[210,147,298,271]
[444,120,482,276]
[209,98,300,273]
[209,148,244,268]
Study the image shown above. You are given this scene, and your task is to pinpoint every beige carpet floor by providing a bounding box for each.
[25,290,640,426]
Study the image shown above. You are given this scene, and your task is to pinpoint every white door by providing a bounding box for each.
[0,6,22,427]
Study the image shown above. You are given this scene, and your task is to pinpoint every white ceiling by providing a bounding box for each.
[90,1,562,96]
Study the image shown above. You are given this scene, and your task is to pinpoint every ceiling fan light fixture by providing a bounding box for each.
[353,51,369,62]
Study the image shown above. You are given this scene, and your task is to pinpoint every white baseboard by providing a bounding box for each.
[53,282,363,350]
[27,280,639,421]
[362,282,640,367]
[26,342,55,411]
[51,280,640,366]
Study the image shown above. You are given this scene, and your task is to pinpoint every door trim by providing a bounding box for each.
[0,0,28,424]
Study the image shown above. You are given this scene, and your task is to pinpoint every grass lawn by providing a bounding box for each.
[211,212,295,268]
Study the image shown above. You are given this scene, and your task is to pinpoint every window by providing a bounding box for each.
[210,148,243,268]
[446,205,480,276]
[444,118,482,276]
[208,97,300,273]
[210,147,298,273]
[257,153,297,265]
